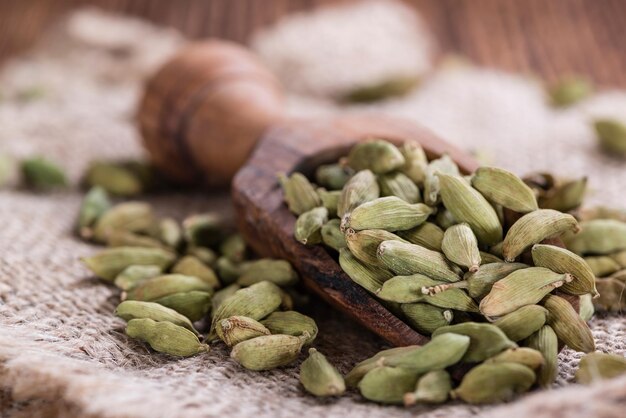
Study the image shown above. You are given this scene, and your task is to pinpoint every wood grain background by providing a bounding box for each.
[1,0,626,86]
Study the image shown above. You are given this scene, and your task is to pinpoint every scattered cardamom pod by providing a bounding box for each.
[153,290,213,322]
[451,362,535,404]
[485,347,545,370]
[342,76,418,103]
[125,274,213,302]
[358,366,420,404]
[216,316,271,347]
[403,370,451,406]
[432,322,517,363]
[593,277,626,312]
[345,345,420,388]
[126,318,209,357]
[383,333,471,372]
[83,161,144,196]
[594,118,626,158]
[172,255,220,288]
[81,246,175,281]
[471,166,538,213]
[548,76,592,107]
[20,156,67,191]
[260,311,318,345]
[115,300,198,334]
[230,333,308,371]
[92,202,155,243]
[114,264,162,291]
[300,348,346,397]
[575,352,626,384]
[219,234,247,263]
[211,283,241,313]
[77,186,111,238]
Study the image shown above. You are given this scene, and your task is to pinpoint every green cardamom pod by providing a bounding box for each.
[564,219,626,255]
[154,290,213,322]
[479,267,573,317]
[542,294,595,353]
[423,155,460,206]
[358,366,420,404]
[92,202,155,243]
[585,255,621,277]
[378,172,421,203]
[485,347,545,370]
[210,281,283,339]
[377,240,461,282]
[403,370,451,405]
[538,177,587,212]
[594,118,626,157]
[126,318,209,357]
[237,259,299,287]
[154,217,182,249]
[432,322,517,363]
[105,230,167,250]
[20,156,67,191]
[493,305,549,342]
[532,244,598,296]
[346,139,405,174]
[342,76,419,103]
[321,219,346,251]
[451,362,535,404]
[459,262,528,300]
[438,173,503,245]
[115,300,198,334]
[172,255,220,288]
[317,188,341,217]
[187,246,218,266]
[260,311,318,345]
[575,352,626,384]
[503,209,579,262]
[593,277,626,312]
[279,172,322,215]
[83,161,144,197]
[345,228,405,266]
[300,348,346,397]
[215,256,242,284]
[471,167,538,213]
[342,196,432,232]
[219,234,247,263]
[399,141,428,185]
[125,274,213,302]
[114,264,162,291]
[216,316,271,347]
[294,207,328,245]
[480,251,504,265]
[315,163,353,190]
[81,246,175,281]
[384,333,471,371]
[337,169,379,218]
[77,186,111,238]
[548,76,592,107]
[579,293,595,321]
[524,325,558,387]
[338,248,393,294]
[398,222,444,251]
[345,345,420,388]
[400,303,453,335]
[211,283,241,312]
[230,333,307,371]
[442,223,481,272]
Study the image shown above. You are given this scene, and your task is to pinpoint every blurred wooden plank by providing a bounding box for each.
[0,0,625,87]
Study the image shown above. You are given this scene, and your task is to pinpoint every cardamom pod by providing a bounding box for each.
[77,186,111,238]
[575,352,626,384]
[457,262,527,300]
[346,139,405,174]
[83,161,144,197]
[210,281,283,339]
[358,366,420,404]
[182,212,224,248]
[378,172,421,203]
[594,118,626,157]
[187,246,218,266]
[154,217,182,249]
[485,347,545,370]
[337,169,379,218]
[345,228,405,266]
[321,219,346,251]
[105,230,167,250]
[20,156,67,191]
[343,76,418,103]
[92,202,155,243]
[377,274,478,312]
[126,318,209,357]
[548,76,592,107]
[564,219,626,255]
[384,333,471,371]
[479,267,573,317]
[403,370,451,405]
[154,290,213,322]
[342,197,432,232]
[584,255,621,277]
[237,259,299,287]
[216,316,271,346]
[278,172,322,215]
[503,209,579,261]
[593,277,626,312]
[480,251,504,265]
[399,141,428,184]
[345,345,420,388]
[172,255,220,288]
[315,163,352,190]
[438,173,503,245]
[260,311,318,345]
[300,348,346,397]
[423,155,460,206]
[542,294,595,353]
[432,322,517,363]
[377,240,461,282]
[125,274,213,302]
[451,362,535,404]
[215,256,242,284]
[524,325,558,387]
[115,300,197,334]
[578,293,595,321]
[493,305,549,342]
[442,223,481,272]
[114,264,162,291]
[531,244,598,296]
[230,333,307,371]
[400,303,453,334]
[317,188,341,217]
[538,177,587,212]
[211,283,241,312]
[219,234,247,263]
[610,250,626,268]
[294,207,328,245]
[471,167,538,213]
[81,246,175,281]
[398,222,444,251]
[338,248,393,294]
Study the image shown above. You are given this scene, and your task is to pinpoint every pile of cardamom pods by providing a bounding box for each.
[280,138,626,404]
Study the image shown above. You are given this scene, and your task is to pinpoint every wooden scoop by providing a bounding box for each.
[137,40,481,347]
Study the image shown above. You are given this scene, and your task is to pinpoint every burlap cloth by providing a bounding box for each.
[1,5,625,418]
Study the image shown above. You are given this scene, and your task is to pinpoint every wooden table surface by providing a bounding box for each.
[1,0,626,86]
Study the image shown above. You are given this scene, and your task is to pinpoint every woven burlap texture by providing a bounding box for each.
[1,6,625,418]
